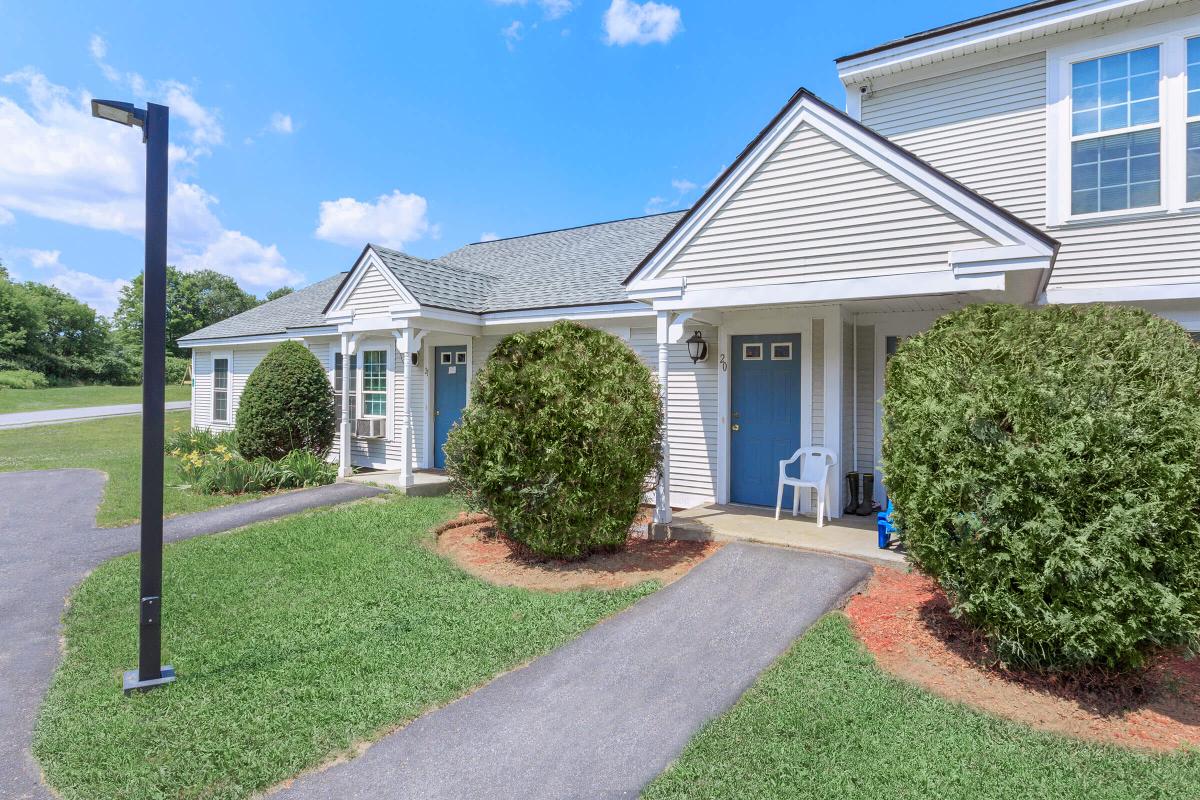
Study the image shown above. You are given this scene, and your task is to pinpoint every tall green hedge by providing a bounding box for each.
[235,341,336,461]
[445,321,662,559]
[883,304,1200,671]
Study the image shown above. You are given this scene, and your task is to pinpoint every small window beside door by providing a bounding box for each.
[455,351,467,365]
[440,351,453,365]
[742,343,763,361]
[770,342,792,360]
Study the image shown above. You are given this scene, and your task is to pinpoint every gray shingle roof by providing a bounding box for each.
[179,211,685,344]
[370,246,496,313]
[177,272,346,344]
[435,211,685,311]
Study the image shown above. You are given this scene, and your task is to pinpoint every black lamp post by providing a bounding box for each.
[92,99,175,694]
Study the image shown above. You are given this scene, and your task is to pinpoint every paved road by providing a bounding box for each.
[0,400,191,430]
[0,470,385,800]
[272,542,871,800]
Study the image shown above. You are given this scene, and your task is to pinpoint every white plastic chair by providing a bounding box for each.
[775,447,838,525]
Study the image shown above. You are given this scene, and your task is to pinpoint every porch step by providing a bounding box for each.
[341,470,453,497]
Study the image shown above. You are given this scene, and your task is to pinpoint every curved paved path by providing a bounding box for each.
[271,541,872,800]
[0,470,384,800]
[0,400,191,430]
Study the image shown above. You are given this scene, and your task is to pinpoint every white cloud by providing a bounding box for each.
[0,65,298,293]
[9,248,129,317]
[175,231,295,289]
[269,112,294,134]
[501,20,524,50]
[603,0,681,46]
[644,176,698,214]
[480,231,500,242]
[0,207,14,225]
[88,34,107,61]
[490,0,573,17]
[315,190,433,250]
[540,0,574,19]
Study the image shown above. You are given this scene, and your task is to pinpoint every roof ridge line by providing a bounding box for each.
[460,209,687,247]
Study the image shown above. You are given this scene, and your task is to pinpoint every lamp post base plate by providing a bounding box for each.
[122,665,175,694]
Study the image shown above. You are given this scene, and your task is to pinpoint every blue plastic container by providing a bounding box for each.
[877,499,897,549]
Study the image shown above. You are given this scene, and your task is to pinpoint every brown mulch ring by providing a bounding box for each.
[433,508,721,592]
[846,567,1200,751]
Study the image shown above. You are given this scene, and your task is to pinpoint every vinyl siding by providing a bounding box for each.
[660,122,998,288]
[811,319,824,447]
[629,326,719,505]
[861,50,1200,293]
[191,350,211,427]
[841,323,855,476]
[342,264,403,316]
[854,325,875,475]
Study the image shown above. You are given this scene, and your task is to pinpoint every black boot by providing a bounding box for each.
[856,472,874,516]
[843,472,859,516]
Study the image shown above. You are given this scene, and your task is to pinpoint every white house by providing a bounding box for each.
[179,0,1200,531]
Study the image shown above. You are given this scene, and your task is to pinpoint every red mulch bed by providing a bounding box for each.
[846,567,1200,751]
[433,509,721,592]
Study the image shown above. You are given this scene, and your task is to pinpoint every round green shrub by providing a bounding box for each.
[883,304,1200,671]
[445,320,662,559]
[235,341,336,461]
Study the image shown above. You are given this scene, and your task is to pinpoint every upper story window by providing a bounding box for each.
[1070,46,1161,214]
[1050,26,1200,225]
[1188,36,1200,202]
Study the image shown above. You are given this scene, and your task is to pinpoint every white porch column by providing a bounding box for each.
[338,333,353,478]
[394,329,421,490]
[823,307,845,518]
[653,310,673,533]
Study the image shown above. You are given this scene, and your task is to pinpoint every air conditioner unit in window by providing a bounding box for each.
[354,418,386,439]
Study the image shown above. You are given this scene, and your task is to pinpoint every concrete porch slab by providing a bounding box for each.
[669,503,907,567]
[343,469,453,497]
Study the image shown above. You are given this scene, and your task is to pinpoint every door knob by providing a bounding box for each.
[731,424,740,431]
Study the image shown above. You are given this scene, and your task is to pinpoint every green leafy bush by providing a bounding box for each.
[277,449,338,488]
[445,320,662,559]
[883,304,1200,671]
[166,426,238,457]
[236,341,335,461]
[165,356,190,384]
[0,368,49,389]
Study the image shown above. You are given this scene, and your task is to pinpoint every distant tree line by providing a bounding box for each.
[0,261,291,387]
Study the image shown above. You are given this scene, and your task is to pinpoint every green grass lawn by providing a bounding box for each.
[0,409,259,526]
[33,494,654,800]
[0,383,191,414]
[644,614,1200,800]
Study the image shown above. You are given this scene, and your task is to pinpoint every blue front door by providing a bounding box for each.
[730,334,803,506]
[433,345,468,469]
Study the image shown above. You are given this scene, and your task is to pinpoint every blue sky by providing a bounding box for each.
[0,0,1000,315]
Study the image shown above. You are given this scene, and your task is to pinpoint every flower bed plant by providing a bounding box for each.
[169,428,336,495]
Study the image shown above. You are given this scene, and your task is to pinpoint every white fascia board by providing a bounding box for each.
[836,0,1170,84]
[628,95,1052,291]
[653,271,1008,311]
[479,303,657,327]
[1042,281,1200,305]
[325,249,419,314]
[949,246,1054,276]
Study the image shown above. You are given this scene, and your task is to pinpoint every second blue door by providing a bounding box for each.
[730,334,803,506]
[434,345,468,469]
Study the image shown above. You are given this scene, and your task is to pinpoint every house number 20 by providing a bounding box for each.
[719,353,728,372]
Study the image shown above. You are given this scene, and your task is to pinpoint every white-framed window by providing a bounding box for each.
[1049,23,1200,224]
[742,343,763,361]
[212,353,230,422]
[334,352,357,422]
[770,342,792,360]
[1069,45,1161,215]
[1187,36,1200,202]
[361,350,387,418]
[454,351,467,365]
[439,351,453,365]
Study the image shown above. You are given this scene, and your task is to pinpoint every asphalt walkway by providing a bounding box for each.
[0,469,384,800]
[0,400,192,429]
[271,541,871,799]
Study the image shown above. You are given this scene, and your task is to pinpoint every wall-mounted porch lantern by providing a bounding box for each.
[411,351,419,366]
[686,330,708,364]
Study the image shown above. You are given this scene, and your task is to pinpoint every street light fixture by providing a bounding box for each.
[92,98,175,694]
